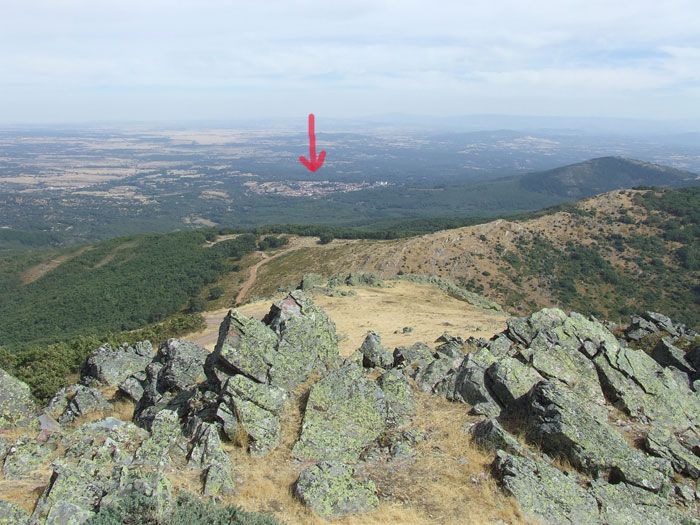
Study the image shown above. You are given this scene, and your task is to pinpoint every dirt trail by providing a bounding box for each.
[235,251,270,305]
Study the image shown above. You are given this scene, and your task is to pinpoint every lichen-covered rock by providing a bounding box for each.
[223,375,287,415]
[3,437,54,480]
[452,348,501,416]
[435,333,466,358]
[208,310,278,386]
[0,500,29,525]
[134,410,185,467]
[377,369,415,427]
[526,381,671,491]
[470,419,524,456]
[593,340,699,428]
[117,371,147,403]
[101,464,174,518]
[47,384,111,425]
[651,337,695,375]
[645,428,700,479]
[80,341,152,387]
[493,451,600,525]
[31,463,105,525]
[293,363,387,463]
[486,357,543,407]
[393,342,434,373]
[187,423,235,495]
[592,479,697,525]
[359,331,394,369]
[157,339,209,392]
[295,462,378,518]
[0,368,36,429]
[413,353,461,394]
[230,398,281,456]
[265,290,339,389]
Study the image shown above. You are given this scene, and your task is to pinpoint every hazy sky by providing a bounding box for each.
[1,0,699,124]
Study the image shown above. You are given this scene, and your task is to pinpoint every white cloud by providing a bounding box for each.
[0,0,698,122]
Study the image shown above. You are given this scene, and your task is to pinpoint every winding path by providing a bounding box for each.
[235,251,270,305]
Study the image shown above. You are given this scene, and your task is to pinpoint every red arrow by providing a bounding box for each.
[299,113,326,172]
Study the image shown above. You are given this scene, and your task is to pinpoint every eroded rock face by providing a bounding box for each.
[46,384,111,425]
[81,341,153,388]
[0,500,29,525]
[295,462,378,518]
[293,363,387,463]
[0,368,36,429]
[207,290,339,391]
[493,451,600,525]
[359,331,394,369]
[377,369,415,427]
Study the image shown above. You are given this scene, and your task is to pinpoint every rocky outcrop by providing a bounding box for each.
[293,363,387,463]
[46,384,111,424]
[81,341,153,387]
[493,451,600,525]
[0,368,36,429]
[207,290,339,390]
[294,462,378,518]
[359,331,394,369]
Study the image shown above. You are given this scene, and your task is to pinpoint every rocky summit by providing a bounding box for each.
[0,288,698,524]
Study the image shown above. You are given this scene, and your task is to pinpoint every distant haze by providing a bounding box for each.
[1,1,699,125]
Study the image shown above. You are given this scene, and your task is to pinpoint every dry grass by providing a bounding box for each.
[187,281,508,355]
[202,389,527,525]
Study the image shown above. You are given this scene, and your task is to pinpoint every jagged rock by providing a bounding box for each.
[80,341,152,387]
[230,398,281,456]
[686,345,700,373]
[493,450,599,525]
[264,290,340,389]
[102,464,174,517]
[0,500,29,525]
[592,338,699,428]
[187,423,235,495]
[645,428,700,479]
[470,419,525,456]
[47,384,111,425]
[208,291,339,391]
[506,308,569,347]
[203,462,235,496]
[157,339,209,392]
[452,348,501,416]
[592,479,697,525]
[3,438,54,480]
[393,342,434,373]
[208,310,278,386]
[223,375,287,415]
[117,371,147,403]
[651,337,695,375]
[293,363,387,463]
[435,333,465,358]
[31,463,105,524]
[413,355,460,394]
[220,375,287,455]
[0,368,36,429]
[377,369,415,427]
[134,410,185,466]
[487,333,513,357]
[486,357,543,407]
[526,381,671,492]
[359,331,394,369]
[295,462,378,518]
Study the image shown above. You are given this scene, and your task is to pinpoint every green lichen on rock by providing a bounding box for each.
[0,368,36,429]
[486,356,543,406]
[266,290,339,389]
[294,462,378,518]
[526,381,671,492]
[377,369,415,427]
[0,500,29,525]
[293,363,387,463]
[493,451,600,525]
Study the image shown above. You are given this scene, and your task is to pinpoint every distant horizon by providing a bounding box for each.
[2,113,700,136]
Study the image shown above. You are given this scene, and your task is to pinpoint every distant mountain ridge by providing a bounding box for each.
[518,156,698,199]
